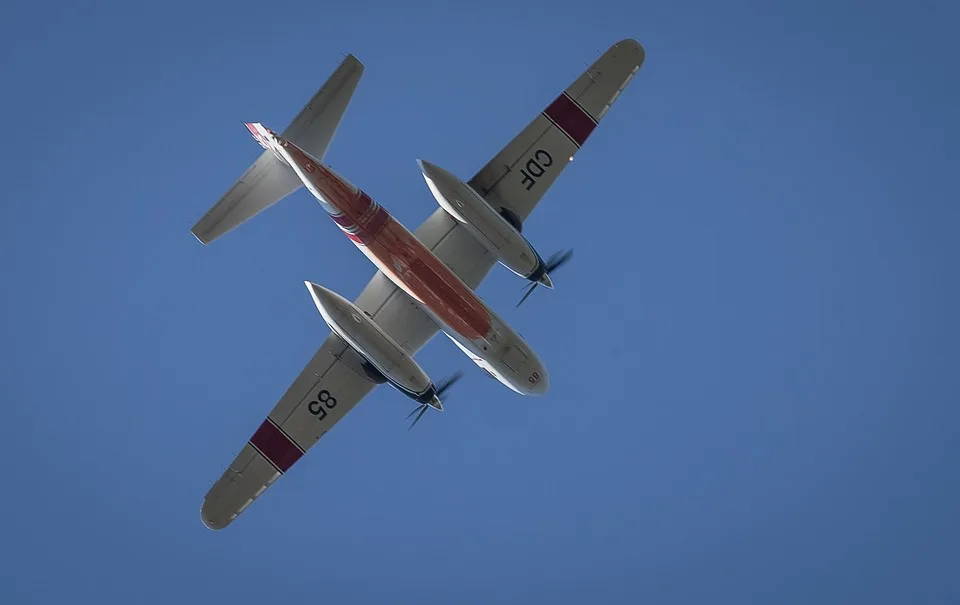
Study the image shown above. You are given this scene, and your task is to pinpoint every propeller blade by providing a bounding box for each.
[516,282,539,308]
[405,370,464,429]
[408,404,429,430]
[405,404,425,421]
[546,249,573,272]
[517,249,573,307]
[436,370,464,396]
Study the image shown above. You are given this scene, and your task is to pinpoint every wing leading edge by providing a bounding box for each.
[200,39,644,529]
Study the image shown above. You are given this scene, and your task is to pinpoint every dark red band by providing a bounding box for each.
[543,93,596,147]
[249,419,303,473]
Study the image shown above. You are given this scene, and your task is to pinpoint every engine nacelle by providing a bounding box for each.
[418,159,549,285]
[305,281,442,409]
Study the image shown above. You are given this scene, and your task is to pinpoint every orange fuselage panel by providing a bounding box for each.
[283,142,492,342]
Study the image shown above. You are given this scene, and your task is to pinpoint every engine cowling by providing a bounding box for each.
[418,159,549,285]
[305,281,442,409]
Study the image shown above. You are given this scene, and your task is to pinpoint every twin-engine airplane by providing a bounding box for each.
[192,39,645,529]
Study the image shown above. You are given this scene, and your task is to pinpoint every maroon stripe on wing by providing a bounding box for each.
[249,419,303,474]
[543,93,597,147]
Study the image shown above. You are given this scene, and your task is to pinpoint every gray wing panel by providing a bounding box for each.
[413,208,499,290]
[467,38,645,222]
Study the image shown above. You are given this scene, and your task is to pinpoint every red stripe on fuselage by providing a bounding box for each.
[543,93,596,147]
[249,419,303,473]
[281,141,492,341]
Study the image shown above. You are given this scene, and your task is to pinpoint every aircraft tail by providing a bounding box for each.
[191,54,364,245]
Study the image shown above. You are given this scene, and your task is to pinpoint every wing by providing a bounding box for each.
[468,38,645,223]
[199,273,439,530]
[200,333,374,530]
[200,40,644,529]
[200,213,493,530]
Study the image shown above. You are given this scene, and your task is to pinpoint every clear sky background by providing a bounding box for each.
[2,0,957,602]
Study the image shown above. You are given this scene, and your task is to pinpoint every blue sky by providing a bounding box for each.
[2,0,958,602]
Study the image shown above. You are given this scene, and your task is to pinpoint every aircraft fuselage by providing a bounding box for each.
[255,125,548,396]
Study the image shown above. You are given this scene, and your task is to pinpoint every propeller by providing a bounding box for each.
[406,370,464,430]
[517,249,574,307]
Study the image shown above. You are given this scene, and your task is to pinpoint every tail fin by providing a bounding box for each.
[244,122,278,150]
[191,54,364,245]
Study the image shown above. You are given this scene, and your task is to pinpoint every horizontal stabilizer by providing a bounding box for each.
[282,54,364,159]
[190,54,365,244]
[190,149,301,244]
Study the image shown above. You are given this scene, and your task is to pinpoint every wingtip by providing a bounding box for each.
[611,38,646,67]
[614,37,643,48]
[200,505,227,531]
[190,227,211,245]
[342,53,365,69]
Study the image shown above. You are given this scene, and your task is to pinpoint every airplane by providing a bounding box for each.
[192,39,645,529]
